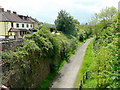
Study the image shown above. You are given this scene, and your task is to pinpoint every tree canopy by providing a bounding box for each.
[55,10,79,35]
[89,6,117,25]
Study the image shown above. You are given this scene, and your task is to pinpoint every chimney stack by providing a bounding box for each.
[0,8,4,12]
[7,10,11,13]
[13,11,17,14]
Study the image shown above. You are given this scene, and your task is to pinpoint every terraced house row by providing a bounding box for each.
[0,7,41,39]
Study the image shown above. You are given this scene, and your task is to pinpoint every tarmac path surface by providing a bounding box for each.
[51,38,93,88]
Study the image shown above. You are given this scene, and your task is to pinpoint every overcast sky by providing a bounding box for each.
[0,0,119,24]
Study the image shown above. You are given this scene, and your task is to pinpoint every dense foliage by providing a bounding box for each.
[1,19,93,87]
[2,25,81,66]
[1,10,94,88]
[80,7,119,88]
[55,10,79,36]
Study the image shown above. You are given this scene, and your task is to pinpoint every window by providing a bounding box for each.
[11,22,14,27]
[22,24,24,28]
[16,24,19,28]
[27,24,29,28]
[31,24,32,27]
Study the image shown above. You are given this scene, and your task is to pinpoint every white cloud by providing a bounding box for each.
[0,0,119,23]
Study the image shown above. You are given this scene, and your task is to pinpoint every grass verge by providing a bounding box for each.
[75,39,94,88]
[82,78,97,88]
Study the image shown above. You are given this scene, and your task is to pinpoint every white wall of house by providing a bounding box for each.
[0,22,4,36]
[0,22,14,39]
[0,22,9,36]
[0,21,34,39]
[13,22,33,30]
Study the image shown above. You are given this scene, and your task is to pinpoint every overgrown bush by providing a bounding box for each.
[1,24,80,88]
[82,10,119,88]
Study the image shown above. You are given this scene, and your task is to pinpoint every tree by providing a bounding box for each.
[89,7,117,25]
[98,7,116,20]
[55,10,78,35]
[88,7,117,37]
[89,13,99,25]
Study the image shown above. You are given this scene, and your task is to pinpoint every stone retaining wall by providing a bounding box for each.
[2,58,51,88]
[0,39,23,51]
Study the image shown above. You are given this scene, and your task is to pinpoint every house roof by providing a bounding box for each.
[0,12,23,22]
[18,29,29,31]
[9,28,29,32]
[0,8,40,24]
[29,17,41,24]
[9,28,20,32]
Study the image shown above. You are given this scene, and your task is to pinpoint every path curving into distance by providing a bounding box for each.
[51,38,93,88]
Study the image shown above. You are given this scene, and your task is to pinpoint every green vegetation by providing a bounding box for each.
[76,7,119,88]
[75,38,94,88]
[37,59,66,88]
[83,78,98,88]
[1,10,93,88]
[38,38,87,88]
[2,27,80,87]
[55,10,79,36]
[3,7,118,88]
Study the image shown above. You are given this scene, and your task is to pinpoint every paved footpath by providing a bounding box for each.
[51,38,93,88]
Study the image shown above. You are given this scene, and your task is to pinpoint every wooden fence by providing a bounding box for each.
[79,71,91,89]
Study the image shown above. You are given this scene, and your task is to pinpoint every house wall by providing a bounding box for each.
[0,22,14,39]
[0,22,9,38]
[0,22,5,36]
[13,22,33,30]
[0,21,34,39]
